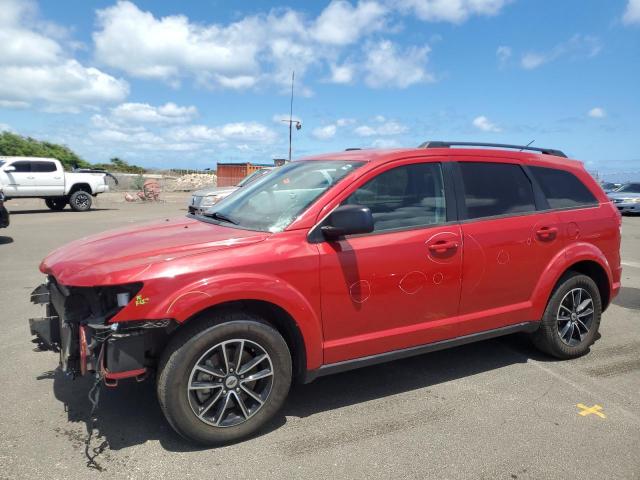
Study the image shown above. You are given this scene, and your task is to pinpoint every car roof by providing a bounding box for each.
[0,156,58,161]
[297,147,584,170]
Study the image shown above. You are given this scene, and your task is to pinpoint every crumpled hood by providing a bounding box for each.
[40,216,269,285]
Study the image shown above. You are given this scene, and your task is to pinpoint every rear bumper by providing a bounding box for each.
[94,184,109,194]
[28,280,172,385]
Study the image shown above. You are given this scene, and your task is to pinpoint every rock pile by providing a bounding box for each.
[167,173,217,191]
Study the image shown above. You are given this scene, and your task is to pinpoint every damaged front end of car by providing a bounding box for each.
[29,277,175,386]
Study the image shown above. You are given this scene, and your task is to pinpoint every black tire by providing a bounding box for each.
[45,198,67,211]
[69,190,92,211]
[157,313,292,445]
[531,273,602,359]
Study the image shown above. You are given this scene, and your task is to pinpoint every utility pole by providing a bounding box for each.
[281,71,301,162]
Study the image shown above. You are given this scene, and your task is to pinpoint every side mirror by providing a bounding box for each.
[321,204,374,240]
[3,166,15,172]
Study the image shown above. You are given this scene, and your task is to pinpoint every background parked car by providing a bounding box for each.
[608,182,640,214]
[0,188,9,228]
[188,167,273,215]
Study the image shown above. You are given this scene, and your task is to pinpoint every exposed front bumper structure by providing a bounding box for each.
[29,278,173,385]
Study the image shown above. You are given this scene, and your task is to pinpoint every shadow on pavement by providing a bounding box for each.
[0,235,13,245]
[11,208,116,215]
[38,333,548,458]
[613,286,640,310]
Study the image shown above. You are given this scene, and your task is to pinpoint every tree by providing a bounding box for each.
[0,131,89,170]
[92,157,146,174]
[0,132,146,173]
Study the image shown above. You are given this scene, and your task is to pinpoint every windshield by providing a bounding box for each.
[616,183,640,193]
[236,169,270,187]
[199,160,363,232]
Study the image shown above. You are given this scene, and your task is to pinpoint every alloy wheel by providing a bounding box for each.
[556,288,594,346]
[187,339,274,428]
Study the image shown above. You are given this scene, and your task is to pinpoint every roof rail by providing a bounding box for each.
[419,141,567,158]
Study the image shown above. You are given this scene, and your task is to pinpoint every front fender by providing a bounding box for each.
[125,272,324,370]
[530,242,612,320]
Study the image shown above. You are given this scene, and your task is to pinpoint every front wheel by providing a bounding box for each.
[69,190,92,211]
[531,273,602,359]
[157,316,292,445]
[45,198,67,211]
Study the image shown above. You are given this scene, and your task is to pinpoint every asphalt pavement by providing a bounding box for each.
[0,194,638,479]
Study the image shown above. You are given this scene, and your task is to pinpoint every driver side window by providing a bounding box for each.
[344,162,446,233]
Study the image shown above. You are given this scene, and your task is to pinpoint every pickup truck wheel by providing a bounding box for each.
[45,198,67,211]
[157,316,292,445]
[531,273,602,359]
[69,190,92,211]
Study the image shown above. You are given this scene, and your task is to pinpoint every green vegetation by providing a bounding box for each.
[0,131,89,169]
[93,157,146,174]
[0,131,146,173]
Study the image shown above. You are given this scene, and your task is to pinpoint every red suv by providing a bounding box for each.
[29,142,622,445]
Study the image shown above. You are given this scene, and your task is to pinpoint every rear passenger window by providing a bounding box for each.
[459,162,535,219]
[344,163,446,232]
[32,161,56,172]
[529,166,597,209]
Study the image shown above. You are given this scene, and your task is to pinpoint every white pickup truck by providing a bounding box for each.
[0,156,110,211]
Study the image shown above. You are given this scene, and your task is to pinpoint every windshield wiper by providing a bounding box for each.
[205,211,238,225]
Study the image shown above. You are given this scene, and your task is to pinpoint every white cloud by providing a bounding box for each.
[588,107,606,118]
[354,120,407,136]
[520,34,602,70]
[311,1,387,45]
[472,115,501,132]
[623,0,640,24]
[328,63,355,84]
[0,100,30,109]
[336,118,356,126]
[0,0,128,109]
[496,45,512,66]
[312,125,337,140]
[0,60,129,107]
[111,102,197,124]
[364,40,433,88]
[170,122,277,144]
[396,0,512,24]
[92,1,439,92]
[0,123,13,132]
[94,1,260,83]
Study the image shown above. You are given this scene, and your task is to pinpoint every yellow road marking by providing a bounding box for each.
[576,403,606,418]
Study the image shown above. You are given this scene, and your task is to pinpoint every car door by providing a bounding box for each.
[317,159,463,364]
[2,160,36,196]
[31,160,64,196]
[454,159,563,330]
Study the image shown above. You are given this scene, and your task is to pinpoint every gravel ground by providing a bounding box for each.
[0,195,638,480]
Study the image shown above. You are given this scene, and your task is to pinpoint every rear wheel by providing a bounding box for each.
[69,190,92,211]
[45,198,67,211]
[157,314,292,445]
[531,273,602,359]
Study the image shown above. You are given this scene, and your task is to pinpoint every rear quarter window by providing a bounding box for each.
[529,166,598,209]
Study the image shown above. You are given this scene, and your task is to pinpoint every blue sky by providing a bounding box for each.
[0,0,639,178]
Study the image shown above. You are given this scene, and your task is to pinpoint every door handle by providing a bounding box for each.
[27,176,35,179]
[427,240,459,254]
[54,176,62,179]
[535,226,558,241]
